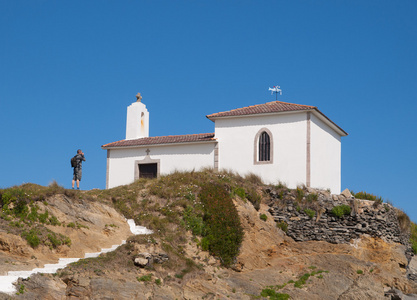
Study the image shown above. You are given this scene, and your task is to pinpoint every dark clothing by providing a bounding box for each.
[73,154,85,181]
[73,168,82,181]
[74,154,85,169]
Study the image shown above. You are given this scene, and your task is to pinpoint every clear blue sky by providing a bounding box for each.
[1,1,416,222]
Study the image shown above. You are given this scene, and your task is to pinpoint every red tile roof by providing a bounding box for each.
[207,100,347,136]
[206,101,315,119]
[103,101,347,149]
[102,133,216,149]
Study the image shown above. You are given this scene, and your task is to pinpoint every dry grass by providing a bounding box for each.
[396,208,411,234]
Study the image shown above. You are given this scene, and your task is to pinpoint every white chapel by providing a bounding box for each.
[102,93,347,193]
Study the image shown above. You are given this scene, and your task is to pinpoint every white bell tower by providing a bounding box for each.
[126,93,149,140]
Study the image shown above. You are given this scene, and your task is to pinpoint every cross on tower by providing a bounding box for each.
[136,93,142,102]
[146,148,150,156]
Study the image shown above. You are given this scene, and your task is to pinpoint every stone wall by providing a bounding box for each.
[267,188,410,247]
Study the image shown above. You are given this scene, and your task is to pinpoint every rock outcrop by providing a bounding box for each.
[0,187,416,299]
[267,188,410,248]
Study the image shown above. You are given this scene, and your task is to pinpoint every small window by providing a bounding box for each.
[254,128,273,165]
[139,163,157,179]
[259,132,270,161]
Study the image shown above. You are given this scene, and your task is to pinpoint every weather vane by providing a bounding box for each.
[268,85,282,100]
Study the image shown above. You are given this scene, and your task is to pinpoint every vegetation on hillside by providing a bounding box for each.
[47,169,261,284]
[1,167,416,284]
[411,222,417,254]
[85,169,261,267]
[0,182,72,248]
[350,190,383,203]
[331,204,351,218]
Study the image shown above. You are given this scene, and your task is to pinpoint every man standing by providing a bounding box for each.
[72,149,86,190]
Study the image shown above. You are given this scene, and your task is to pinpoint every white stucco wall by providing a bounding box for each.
[126,102,149,140]
[214,113,308,188]
[106,142,216,188]
[109,100,345,192]
[310,113,342,194]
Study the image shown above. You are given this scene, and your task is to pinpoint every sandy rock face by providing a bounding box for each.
[1,192,416,300]
[0,194,132,277]
[233,200,287,271]
[0,233,34,258]
[42,194,132,254]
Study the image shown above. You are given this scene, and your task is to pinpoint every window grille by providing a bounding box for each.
[259,131,270,161]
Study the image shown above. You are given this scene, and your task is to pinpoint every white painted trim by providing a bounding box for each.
[253,127,274,165]
[134,156,161,180]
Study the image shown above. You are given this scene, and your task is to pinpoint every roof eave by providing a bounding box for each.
[310,108,348,136]
[206,109,348,137]
[102,139,218,150]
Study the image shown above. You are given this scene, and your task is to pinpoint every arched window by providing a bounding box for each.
[254,128,273,165]
[259,131,271,161]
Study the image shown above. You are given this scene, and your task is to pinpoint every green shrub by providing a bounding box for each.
[76,222,89,229]
[351,191,383,203]
[16,284,25,295]
[10,221,24,228]
[277,221,288,232]
[306,193,318,202]
[22,229,40,248]
[304,208,315,219]
[48,233,62,248]
[198,183,244,267]
[245,188,261,211]
[137,274,152,282]
[232,187,246,199]
[27,205,39,222]
[357,269,363,274]
[410,222,417,254]
[294,273,311,288]
[1,188,30,219]
[38,210,49,224]
[331,205,351,218]
[296,187,304,201]
[263,268,329,297]
[67,222,76,228]
[62,236,71,246]
[49,215,61,226]
[183,205,205,236]
[105,224,118,228]
[260,288,290,300]
[0,213,11,221]
[260,214,267,222]
[13,198,29,218]
[200,236,210,251]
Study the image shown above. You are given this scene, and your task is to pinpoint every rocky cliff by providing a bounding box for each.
[0,173,416,299]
